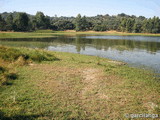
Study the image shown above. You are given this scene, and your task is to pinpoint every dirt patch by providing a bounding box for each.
[81,68,100,97]
[30,64,82,93]
[65,30,76,32]
[108,60,126,65]
[31,64,109,101]
[81,68,110,101]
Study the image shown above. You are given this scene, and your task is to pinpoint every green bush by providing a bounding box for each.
[0,46,58,62]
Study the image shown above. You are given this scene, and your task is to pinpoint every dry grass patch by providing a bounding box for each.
[25,60,159,119]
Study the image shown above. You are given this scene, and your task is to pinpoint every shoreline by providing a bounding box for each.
[0,30,160,39]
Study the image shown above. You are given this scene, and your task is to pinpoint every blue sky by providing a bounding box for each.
[0,0,160,18]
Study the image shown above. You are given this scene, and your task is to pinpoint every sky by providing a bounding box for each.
[0,0,160,18]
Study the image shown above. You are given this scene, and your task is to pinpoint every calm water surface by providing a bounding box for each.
[0,35,160,74]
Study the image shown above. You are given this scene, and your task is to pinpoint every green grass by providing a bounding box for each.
[0,46,58,86]
[1,30,160,39]
[0,32,55,38]
[0,57,19,86]
[0,46,58,62]
[33,29,56,33]
[0,46,160,119]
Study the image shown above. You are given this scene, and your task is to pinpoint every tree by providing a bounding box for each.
[0,15,6,31]
[148,18,153,33]
[45,16,51,29]
[30,18,37,30]
[14,12,29,31]
[53,20,74,30]
[81,16,89,30]
[118,13,127,17]
[75,14,90,31]
[6,14,14,31]
[125,18,135,32]
[142,18,154,33]
[1,11,160,33]
[34,11,47,29]
[142,19,148,33]
[133,22,142,33]
[93,24,107,31]
[151,17,160,33]
[120,18,127,32]
[75,14,82,31]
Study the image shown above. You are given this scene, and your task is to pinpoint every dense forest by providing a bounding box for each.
[0,11,160,33]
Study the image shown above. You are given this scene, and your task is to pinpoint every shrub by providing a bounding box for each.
[0,46,58,62]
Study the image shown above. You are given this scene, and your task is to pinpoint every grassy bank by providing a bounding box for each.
[0,46,160,119]
[52,30,160,37]
[0,46,58,86]
[0,32,56,38]
[1,30,160,38]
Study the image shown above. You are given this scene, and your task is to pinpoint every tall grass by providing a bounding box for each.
[0,59,17,86]
[0,46,59,86]
[0,46,58,62]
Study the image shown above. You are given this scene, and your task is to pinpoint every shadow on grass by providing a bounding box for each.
[0,110,83,120]
[0,111,40,120]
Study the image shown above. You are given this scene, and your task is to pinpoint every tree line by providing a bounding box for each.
[0,12,160,33]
